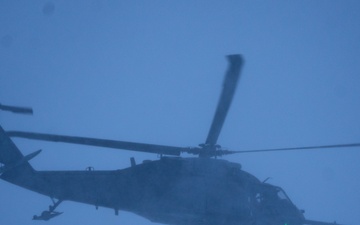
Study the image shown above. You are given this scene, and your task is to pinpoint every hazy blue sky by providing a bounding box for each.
[1,1,360,225]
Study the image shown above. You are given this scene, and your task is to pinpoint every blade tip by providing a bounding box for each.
[226,54,244,63]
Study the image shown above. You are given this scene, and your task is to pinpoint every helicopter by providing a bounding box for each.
[0,55,358,225]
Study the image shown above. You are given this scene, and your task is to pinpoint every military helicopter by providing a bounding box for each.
[0,55,358,225]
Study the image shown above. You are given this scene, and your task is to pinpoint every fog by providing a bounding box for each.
[1,1,360,225]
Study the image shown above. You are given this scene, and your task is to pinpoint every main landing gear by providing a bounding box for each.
[33,198,63,221]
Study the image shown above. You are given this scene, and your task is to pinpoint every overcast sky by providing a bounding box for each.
[1,1,360,225]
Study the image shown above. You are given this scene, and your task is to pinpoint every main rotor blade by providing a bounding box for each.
[304,219,346,225]
[0,103,33,115]
[231,143,360,154]
[7,131,185,156]
[205,55,244,146]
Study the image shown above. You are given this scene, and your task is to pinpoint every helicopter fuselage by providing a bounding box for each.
[1,157,305,225]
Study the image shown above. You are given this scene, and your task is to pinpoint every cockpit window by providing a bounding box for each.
[275,187,292,203]
[254,186,292,204]
[277,189,288,201]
